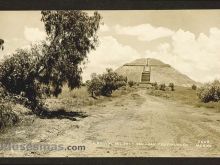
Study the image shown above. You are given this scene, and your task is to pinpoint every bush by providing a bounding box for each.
[87,68,127,97]
[0,103,19,130]
[152,82,158,90]
[159,83,166,91]
[197,80,220,103]
[192,84,197,90]
[0,49,43,104]
[87,76,103,97]
[128,81,135,87]
[169,83,175,91]
[0,87,19,130]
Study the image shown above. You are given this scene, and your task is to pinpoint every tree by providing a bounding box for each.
[87,68,127,97]
[38,11,102,97]
[0,11,102,115]
[0,46,48,112]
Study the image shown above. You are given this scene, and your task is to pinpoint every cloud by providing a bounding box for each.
[82,36,141,81]
[24,26,46,42]
[82,27,220,83]
[114,24,174,41]
[144,28,220,83]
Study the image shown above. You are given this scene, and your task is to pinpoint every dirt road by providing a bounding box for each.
[0,89,219,157]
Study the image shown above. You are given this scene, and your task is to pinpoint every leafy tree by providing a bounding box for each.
[0,11,101,115]
[100,68,126,96]
[0,46,49,112]
[38,11,102,97]
[87,69,127,97]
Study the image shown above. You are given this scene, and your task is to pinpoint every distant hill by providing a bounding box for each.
[115,58,201,87]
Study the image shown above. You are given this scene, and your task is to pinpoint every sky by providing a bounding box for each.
[0,10,220,83]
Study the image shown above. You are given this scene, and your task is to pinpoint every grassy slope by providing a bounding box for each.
[146,86,220,112]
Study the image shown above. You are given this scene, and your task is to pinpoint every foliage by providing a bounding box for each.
[0,39,4,51]
[0,11,101,114]
[0,102,19,130]
[159,83,166,91]
[128,80,135,87]
[0,48,42,104]
[197,80,220,103]
[87,68,127,97]
[192,84,197,90]
[87,75,103,97]
[38,11,101,96]
[0,86,19,130]
[152,82,158,90]
[168,83,175,91]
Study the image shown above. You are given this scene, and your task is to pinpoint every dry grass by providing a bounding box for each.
[147,86,220,112]
[45,85,135,111]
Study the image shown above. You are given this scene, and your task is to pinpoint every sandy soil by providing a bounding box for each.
[0,89,219,157]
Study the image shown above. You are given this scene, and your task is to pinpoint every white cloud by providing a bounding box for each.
[24,26,46,42]
[144,28,220,83]
[82,36,141,81]
[82,27,220,83]
[114,24,174,41]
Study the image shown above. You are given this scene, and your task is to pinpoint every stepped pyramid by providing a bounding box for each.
[115,58,200,87]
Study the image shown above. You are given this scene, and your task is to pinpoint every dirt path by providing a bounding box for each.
[0,89,219,157]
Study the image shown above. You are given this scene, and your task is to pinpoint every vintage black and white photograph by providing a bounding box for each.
[0,10,219,157]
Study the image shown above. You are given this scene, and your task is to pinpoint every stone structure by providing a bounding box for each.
[115,58,199,87]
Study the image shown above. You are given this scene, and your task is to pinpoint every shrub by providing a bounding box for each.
[0,87,19,130]
[197,80,220,103]
[87,76,103,97]
[152,82,158,90]
[87,68,127,97]
[128,80,135,87]
[169,83,175,91]
[159,83,166,91]
[192,84,197,90]
[0,49,43,104]
[0,103,19,130]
